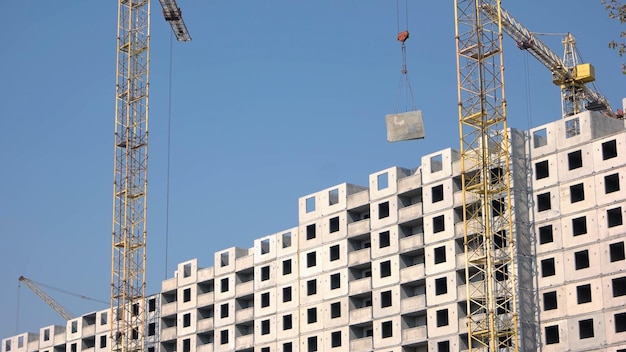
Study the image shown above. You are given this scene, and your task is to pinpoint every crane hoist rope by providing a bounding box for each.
[394,0,416,113]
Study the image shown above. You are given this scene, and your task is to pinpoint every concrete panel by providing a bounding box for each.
[562,243,601,282]
[371,256,400,289]
[592,134,626,174]
[299,248,322,277]
[558,179,596,216]
[604,309,626,345]
[597,202,626,241]
[322,297,349,329]
[276,338,299,352]
[276,254,299,284]
[299,275,323,306]
[322,240,348,271]
[594,167,626,207]
[398,170,422,194]
[422,178,455,214]
[371,286,401,319]
[321,268,348,300]
[421,148,460,184]
[425,272,457,305]
[346,187,370,210]
[213,274,236,301]
[372,315,402,349]
[385,110,425,142]
[214,248,248,276]
[537,252,565,289]
[321,212,347,243]
[254,235,277,265]
[528,121,558,158]
[276,283,299,312]
[534,220,564,254]
[176,309,197,336]
[298,221,323,251]
[370,226,399,259]
[176,259,198,287]
[347,217,370,238]
[255,287,277,317]
[213,326,235,352]
[254,261,277,290]
[322,326,349,351]
[600,242,626,276]
[534,185,562,222]
[429,335,460,352]
[555,143,595,184]
[275,227,299,258]
[254,315,276,344]
[424,242,456,275]
[564,277,604,316]
[277,310,300,339]
[423,209,456,245]
[560,210,599,247]
[298,192,322,223]
[530,151,558,189]
[318,183,350,215]
[213,299,235,328]
[601,274,626,310]
[369,167,409,201]
[566,312,606,351]
[177,284,197,311]
[348,277,372,296]
[370,197,399,230]
[538,286,567,322]
[299,304,324,333]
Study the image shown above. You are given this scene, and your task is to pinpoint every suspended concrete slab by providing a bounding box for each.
[385,110,425,142]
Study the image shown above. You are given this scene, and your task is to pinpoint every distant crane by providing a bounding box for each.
[19,276,74,321]
[110,0,190,351]
[481,4,614,118]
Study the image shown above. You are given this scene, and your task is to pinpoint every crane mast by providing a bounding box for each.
[455,0,519,350]
[110,1,189,352]
[481,4,613,118]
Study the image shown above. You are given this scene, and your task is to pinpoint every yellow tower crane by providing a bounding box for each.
[455,0,519,350]
[19,276,74,321]
[481,4,613,118]
[110,1,190,352]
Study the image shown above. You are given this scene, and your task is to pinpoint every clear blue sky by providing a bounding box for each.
[1,1,623,340]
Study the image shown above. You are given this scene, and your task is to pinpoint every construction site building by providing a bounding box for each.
[3,107,626,351]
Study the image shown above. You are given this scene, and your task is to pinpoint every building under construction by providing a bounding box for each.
[2,104,626,351]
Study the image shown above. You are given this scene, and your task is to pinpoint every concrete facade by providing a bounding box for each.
[3,111,626,351]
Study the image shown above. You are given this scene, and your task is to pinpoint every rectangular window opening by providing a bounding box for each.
[568,150,583,170]
[330,302,341,318]
[283,259,292,275]
[434,246,446,264]
[539,225,554,244]
[432,184,444,203]
[602,139,618,160]
[306,224,316,240]
[306,196,316,213]
[535,160,549,179]
[377,172,389,190]
[307,279,317,296]
[533,128,548,148]
[380,260,392,278]
[435,277,448,295]
[433,215,445,233]
[329,244,340,261]
[541,258,556,277]
[578,319,594,339]
[565,117,580,138]
[608,207,623,227]
[576,284,592,304]
[545,325,559,344]
[575,250,590,270]
[436,309,449,327]
[329,216,340,233]
[570,183,585,203]
[378,202,390,219]
[329,188,339,205]
[379,231,390,248]
[572,216,587,236]
[381,320,393,338]
[537,192,551,212]
[543,291,557,310]
[605,173,620,193]
[610,242,625,262]
[612,276,626,297]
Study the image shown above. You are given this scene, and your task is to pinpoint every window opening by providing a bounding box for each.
[572,216,587,236]
[377,172,389,190]
[602,139,617,160]
[541,258,555,277]
[568,150,583,170]
[575,250,590,270]
[539,225,553,244]
[543,291,557,310]
[535,160,549,179]
[610,242,625,262]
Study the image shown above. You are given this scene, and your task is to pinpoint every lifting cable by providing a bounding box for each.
[395,0,416,113]
[165,31,174,280]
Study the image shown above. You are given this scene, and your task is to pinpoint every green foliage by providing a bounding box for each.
[602,0,626,73]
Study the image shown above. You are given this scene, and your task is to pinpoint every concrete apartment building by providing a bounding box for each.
[3,109,626,351]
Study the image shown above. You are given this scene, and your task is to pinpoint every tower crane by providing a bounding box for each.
[481,4,614,118]
[455,0,519,350]
[18,276,74,321]
[110,0,190,351]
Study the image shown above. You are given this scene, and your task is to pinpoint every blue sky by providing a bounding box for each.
[1,1,624,340]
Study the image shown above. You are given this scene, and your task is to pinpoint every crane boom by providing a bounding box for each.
[111,1,190,352]
[18,276,74,321]
[158,0,192,41]
[481,4,613,117]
